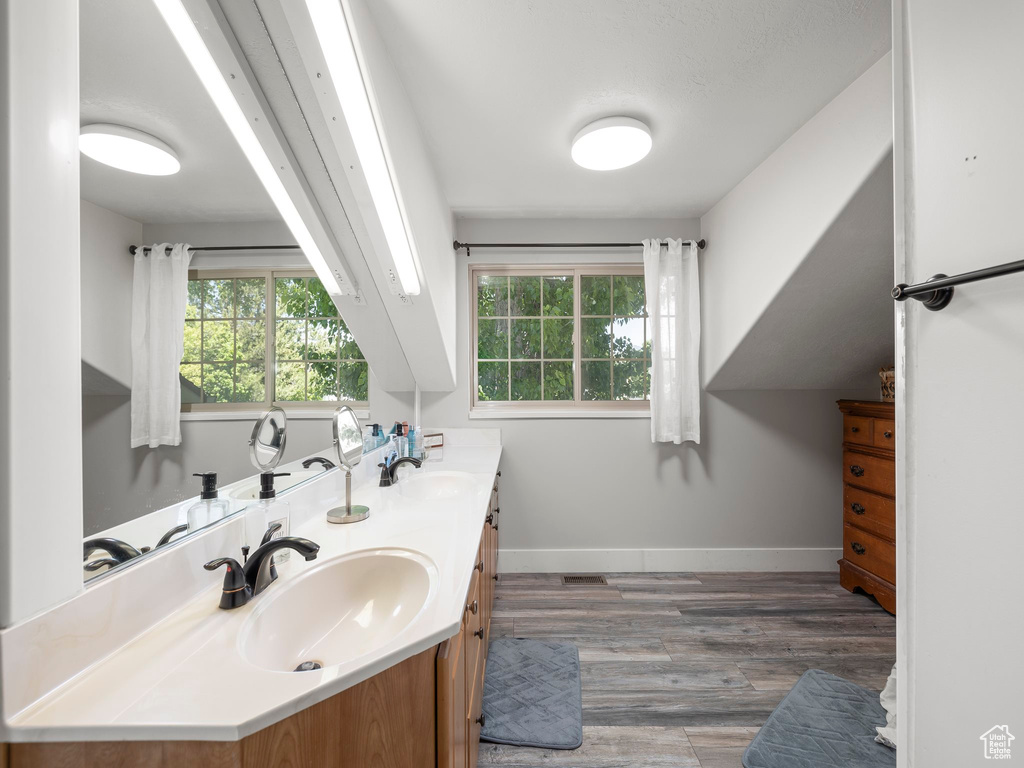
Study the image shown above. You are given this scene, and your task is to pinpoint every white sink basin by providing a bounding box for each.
[226,469,326,501]
[396,471,478,502]
[239,549,436,673]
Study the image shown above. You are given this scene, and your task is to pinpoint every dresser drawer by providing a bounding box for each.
[843,523,895,584]
[843,415,874,447]
[843,485,895,541]
[843,449,895,496]
[873,419,895,450]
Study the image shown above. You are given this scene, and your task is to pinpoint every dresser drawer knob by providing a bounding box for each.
[850,426,859,433]
[476,560,484,572]
[884,431,893,439]
[467,600,479,615]
[486,514,494,524]
[849,465,865,477]
[476,715,486,726]
[851,542,866,555]
[474,627,485,639]
[851,503,866,515]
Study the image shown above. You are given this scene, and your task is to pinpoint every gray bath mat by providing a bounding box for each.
[480,637,583,749]
[743,669,895,768]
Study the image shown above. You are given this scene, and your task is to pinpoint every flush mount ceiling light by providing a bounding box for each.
[571,116,652,171]
[304,0,422,296]
[151,0,345,296]
[79,124,181,175]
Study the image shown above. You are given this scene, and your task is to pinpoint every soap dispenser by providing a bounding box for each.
[186,472,231,531]
[244,471,292,561]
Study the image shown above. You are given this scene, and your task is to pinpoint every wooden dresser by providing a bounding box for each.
[837,400,895,614]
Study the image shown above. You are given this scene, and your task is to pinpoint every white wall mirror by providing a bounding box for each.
[77,0,346,583]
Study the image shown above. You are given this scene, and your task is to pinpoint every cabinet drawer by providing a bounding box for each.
[843,485,895,541]
[843,523,895,584]
[873,419,895,450]
[843,415,874,446]
[843,449,895,496]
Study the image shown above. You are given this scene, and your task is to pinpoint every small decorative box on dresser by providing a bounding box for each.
[837,400,896,614]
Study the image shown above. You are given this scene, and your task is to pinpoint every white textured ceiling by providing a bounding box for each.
[367,0,891,218]
[79,0,278,224]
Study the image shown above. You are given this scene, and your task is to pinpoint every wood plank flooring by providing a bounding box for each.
[478,571,895,768]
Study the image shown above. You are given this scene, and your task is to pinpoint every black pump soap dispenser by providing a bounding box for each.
[186,471,231,531]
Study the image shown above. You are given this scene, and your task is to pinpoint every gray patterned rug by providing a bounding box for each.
[480,637,583,749]
[743,669,896,768]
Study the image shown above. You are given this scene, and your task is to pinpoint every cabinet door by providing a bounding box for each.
[436,629,468,768]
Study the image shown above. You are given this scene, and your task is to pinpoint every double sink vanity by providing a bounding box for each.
[1,429,502,767]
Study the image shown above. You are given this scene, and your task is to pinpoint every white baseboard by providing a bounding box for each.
[498,547,841,573]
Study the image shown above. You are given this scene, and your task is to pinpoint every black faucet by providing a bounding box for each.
[84,537,143,563]
[302,456,336,470]
[378,455,423,487]
[156,524,189,548]
[204,536,320,609]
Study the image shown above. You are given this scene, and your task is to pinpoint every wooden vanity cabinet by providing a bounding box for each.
[438,470,499,768]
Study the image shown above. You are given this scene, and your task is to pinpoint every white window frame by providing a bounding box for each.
[470,264,652,419]
[180,268,369,415]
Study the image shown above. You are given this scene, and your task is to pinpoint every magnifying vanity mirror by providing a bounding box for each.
[250,407,288,471]
[327,406,370,524]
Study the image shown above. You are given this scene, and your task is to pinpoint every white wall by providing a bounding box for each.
[80,200,139,388]
[0,0,83,627]
[422,218,874,571]
[896,2,1024,765]
[701,52,893,387]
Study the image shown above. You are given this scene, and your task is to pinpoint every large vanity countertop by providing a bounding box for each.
[3,444,502,742]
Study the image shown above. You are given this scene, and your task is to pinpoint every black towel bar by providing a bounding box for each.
[891,257,1024,311]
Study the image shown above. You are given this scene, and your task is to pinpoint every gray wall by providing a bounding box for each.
[80,209,416,535]
[422,217,876,570]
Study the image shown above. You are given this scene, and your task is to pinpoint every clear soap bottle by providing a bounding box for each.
[186,472,231,531]
[244,471,293,561]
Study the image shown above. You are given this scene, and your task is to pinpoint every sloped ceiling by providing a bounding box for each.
[708,153,895,390]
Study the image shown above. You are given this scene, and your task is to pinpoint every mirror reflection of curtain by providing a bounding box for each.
[130,243,192,447]
[642,238,700,444]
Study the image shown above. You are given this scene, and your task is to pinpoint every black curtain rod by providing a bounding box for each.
[453,238,706,256]
[129,244,301,256]
[891,257,1024,311]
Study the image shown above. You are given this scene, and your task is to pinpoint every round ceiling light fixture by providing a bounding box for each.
[571,116,652,171]
[79,124,181,176]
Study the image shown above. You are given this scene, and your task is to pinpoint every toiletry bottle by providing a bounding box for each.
[362,426,374,454]
[394,423,408,458]
[186,472,231,531]
[244,471,292,561]
[372,423,385,449]
[407,425,418,460]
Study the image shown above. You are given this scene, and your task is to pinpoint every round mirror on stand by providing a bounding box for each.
[249,406,288,471]
[327,405,369,524]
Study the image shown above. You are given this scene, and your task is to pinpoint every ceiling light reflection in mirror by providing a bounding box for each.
[79,124,181,175]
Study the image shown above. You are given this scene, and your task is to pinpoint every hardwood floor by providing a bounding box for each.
[478,571,895,768]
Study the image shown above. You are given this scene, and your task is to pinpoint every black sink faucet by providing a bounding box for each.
[302,456,336,470]
[84,537,142,563]
[378,455,423,487]
[204,536,320,609]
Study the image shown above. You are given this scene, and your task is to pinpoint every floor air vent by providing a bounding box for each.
[561,574,607,586]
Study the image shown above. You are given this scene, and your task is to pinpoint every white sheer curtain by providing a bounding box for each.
[642,238,701,444]
[131,243,192,448]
